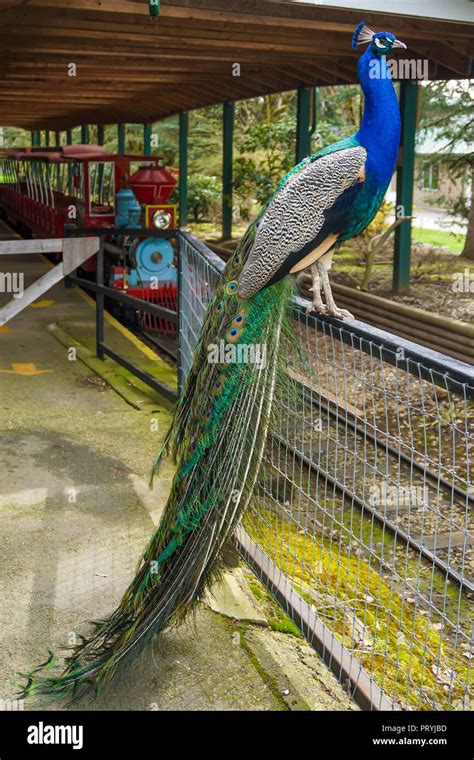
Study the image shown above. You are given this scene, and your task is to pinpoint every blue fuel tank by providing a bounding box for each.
[115,188,142,228]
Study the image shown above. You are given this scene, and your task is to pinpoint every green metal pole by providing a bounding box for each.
[144,123,152,157]
[66,130,73,192]
[30,131,35,146]
[179,111,189,227]
[44,129,50,147]
[97,125,104,146]
[54,131,61,186]
[222,100,234,241]
[295,85,312,163]
[393,81,418,293]
[80,124,89,144]
[311,86,318,137]
[118,123,126,154]
[36,131,42,146]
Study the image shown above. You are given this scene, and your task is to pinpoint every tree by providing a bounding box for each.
[173,174,222,223]
[233,93,296,212]
[418,80,474,259]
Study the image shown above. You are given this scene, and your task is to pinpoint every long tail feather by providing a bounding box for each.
[19,222,294,701]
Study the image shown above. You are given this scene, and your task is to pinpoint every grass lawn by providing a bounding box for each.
[411,226,465,254]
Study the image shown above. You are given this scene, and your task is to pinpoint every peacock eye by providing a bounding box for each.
[374,38,385,48]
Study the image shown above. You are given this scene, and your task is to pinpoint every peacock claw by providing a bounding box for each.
[306,300,326,315]
[326,306,354,320]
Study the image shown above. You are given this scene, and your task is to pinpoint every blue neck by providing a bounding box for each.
[355,48,400,186]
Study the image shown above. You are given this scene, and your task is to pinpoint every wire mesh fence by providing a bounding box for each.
[178,232,474,712]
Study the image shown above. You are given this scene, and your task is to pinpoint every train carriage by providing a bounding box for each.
[0,145,179,335]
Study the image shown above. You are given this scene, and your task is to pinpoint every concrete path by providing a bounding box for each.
[0,249,355,711]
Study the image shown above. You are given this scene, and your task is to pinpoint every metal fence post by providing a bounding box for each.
[63,224,75,289]
[177,233,183,394]
[96,239,105,360]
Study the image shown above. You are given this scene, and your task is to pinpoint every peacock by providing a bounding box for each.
[20,21,406,700]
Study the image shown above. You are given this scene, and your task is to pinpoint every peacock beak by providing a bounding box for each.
[392,39,407,49]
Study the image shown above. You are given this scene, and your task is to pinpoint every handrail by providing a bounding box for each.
[0,237,100,326]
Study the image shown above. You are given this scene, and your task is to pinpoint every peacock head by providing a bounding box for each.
[352,21,406,56]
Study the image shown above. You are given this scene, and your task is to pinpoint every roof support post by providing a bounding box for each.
[222,100,234,241]
[118,123,126,154]
[179,111,189,227]
[54,131,61,184]
[97,125,104,146]
[44,129,50,147]
[296,85,312,163]
[30,131,35,146]
[144,123,152,157]
[393,80,418,293]
[80,124,89,145]
[66,130,73,192]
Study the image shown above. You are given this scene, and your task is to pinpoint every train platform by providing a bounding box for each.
[0,243,355,711]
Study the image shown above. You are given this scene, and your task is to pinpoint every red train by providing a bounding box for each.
[0,145,180,336]
[0,144,177,238]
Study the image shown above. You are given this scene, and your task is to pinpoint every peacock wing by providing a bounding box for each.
[237,144,367,299]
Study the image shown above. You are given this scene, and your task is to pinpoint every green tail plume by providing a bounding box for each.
[19,221,295,701]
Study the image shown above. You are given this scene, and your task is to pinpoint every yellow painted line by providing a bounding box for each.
[30,299,55,309]
[39,252,159,363]
[76,287,160,363]
[0,362,52,376]
[0,325,10,333]
[0,220,21,239]
[38,252,55,270]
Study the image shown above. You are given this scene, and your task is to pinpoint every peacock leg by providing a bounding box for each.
[317,257,354,320]
[306,262,326,315]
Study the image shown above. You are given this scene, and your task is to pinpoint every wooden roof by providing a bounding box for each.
[0,0,472,130]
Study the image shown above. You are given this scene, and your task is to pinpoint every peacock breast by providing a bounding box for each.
[341,173,388,241]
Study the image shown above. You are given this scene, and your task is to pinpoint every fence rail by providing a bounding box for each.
[178,232,473,712]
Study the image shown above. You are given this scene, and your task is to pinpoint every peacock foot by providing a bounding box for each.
[325,304,354,320]
[306,296,327,315]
